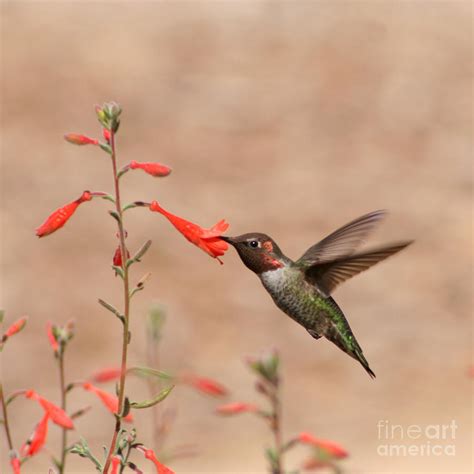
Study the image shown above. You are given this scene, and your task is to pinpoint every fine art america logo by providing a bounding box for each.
[377,420,457,457]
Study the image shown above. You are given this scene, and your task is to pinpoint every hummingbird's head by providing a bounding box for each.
[220,233,285,274]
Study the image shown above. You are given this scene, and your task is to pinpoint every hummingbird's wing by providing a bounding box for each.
[296,210,386,267]
[304,241,413,297]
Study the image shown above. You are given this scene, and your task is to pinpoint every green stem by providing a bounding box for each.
[58,348,67,473]
[103,130,131,474]
[271,385,283,474]
[0,383,14,451]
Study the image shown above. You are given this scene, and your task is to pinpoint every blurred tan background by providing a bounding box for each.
[1,1,472,473]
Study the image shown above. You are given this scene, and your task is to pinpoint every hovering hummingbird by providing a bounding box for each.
[221,211,412,378]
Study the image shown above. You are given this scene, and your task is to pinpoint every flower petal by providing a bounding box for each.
[298,432,348,459]
[137,446,175,474]
[21,413,49,457]
[110,455,121,474]
[181,374,228,397]
[10,457,21,474]
[91,367,123,383]
[25,390,74,429]
[83,382,133,422]
[64,133,99,145]
[46,322,59,353]
[36,191,93,237]
[216,402,258,415]
[3,316,28,340]
[129,161,172,177]
[149,201,229,260]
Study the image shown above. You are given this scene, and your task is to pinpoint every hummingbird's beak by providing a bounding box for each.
[219,235,234,244]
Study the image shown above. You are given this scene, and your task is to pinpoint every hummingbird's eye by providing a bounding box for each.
[249,240,260,248]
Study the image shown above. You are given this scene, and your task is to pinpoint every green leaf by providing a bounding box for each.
[265,447,279,468]
[69,438,102,471]
[129,286,143,299]
[98,299,124,323]
[130,385,174,409]
[109,210,121,223]
[99,143,112,155]
[0,310,4,325]
[128,240,152,266]
[101,195,116,204]
[112,266,125,280]
[128,366,172,380]
[122,397,131,418]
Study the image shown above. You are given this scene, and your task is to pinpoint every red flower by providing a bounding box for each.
[137,446,175,474]
[129,161,172,177]
[91,367,123,383]
[82,382,133,422]
[10,457,21,474]
[64,133,98,145]
[36,191,93,237]
[181,374,228,397]
[298,433,348,459]
[46,322,59,353]
[25,390,74,429]
[110,455,121,474]
[216,402,258,415]
[2,316,28,342]
[149,201,229,263]
[103,128,112,143]
[21,413,49,457]
[113,246,130,269]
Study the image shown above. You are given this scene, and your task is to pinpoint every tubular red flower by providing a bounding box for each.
[3,316,28,340]
[64,133,99,145]
[82,382,133,422]
[137,446,175,474]
[10,457,21,474]
[216,402,258,415]
[149,201,229,262]
[91,367,123,383]
[21,413,49,457]
[25,390,74,429]
[36,191,93,237]
[46,322,59,353]
[129,161,172,177]
[110,455,121,474]
[113,246,130,269]
[298,432,348,459]
[103,128,112,143]
[181,374,228,397]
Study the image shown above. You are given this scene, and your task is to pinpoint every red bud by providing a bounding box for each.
[64,133,98,145]
[91,367,123,383]
[3,316,28,340]
[216,402,258,415]
[129,161,172,177]
[298,432,348,459]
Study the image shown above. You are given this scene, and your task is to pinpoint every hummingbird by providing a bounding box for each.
[220,211,412,378]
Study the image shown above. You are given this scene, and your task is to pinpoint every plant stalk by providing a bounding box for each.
[271,385,283,474]
[0,383,14,451]
[103,129,131,474]
[58,348,68,473]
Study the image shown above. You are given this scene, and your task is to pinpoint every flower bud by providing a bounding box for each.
[64,133,98,145]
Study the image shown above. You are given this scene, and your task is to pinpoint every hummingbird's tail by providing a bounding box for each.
[352,347,376,379]
[323,297,376,378]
